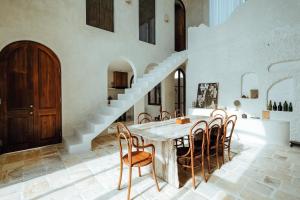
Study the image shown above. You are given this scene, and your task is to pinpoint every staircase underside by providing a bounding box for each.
[63,51,188,153]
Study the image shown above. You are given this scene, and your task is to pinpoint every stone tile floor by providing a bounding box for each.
[0,133,300,200]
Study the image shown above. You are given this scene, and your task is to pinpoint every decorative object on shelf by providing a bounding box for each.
[289,102,293,112]
[196,82,219,109]
[242,114,247,119]
[241,95,247,98]
[273,102,278,111]
[125,0,131,4]
[250,89,259,99]
[175,117,190,124]
[278,102,283,111]
[164,14,169,23]
[107,96,113,105]
[233,100,241,111]
[268,100,272,111]
[262,111,270,120]
[283,101,288,112]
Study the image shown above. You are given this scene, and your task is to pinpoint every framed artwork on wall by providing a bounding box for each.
[196,83,219,109]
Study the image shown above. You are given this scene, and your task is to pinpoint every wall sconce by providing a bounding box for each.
[164,14,169,23]
[125,0,131,4]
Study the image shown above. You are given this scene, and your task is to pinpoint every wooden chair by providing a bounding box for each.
[117,122,160,200]
[210,109,228,121]
[207,117,223,172]
[222,115,237,161]
[176,120,209,189]
[160,111,172,121]
[138,112,152,124]
[174,109,182,118]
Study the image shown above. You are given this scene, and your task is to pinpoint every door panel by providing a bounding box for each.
[0,41,61,153]
[34,45,61,145]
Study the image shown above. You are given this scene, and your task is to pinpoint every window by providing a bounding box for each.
[139,0,155,44]
[86,0,114,32]
[148,83,161,105]
[174,69,186,114]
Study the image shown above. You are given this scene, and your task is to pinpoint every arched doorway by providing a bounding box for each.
[174,68,186,115]
[0,41,62,153]
[107,58,135,122]
[175,0,186,51]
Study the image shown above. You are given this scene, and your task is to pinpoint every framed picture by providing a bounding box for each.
[196,83,219,109]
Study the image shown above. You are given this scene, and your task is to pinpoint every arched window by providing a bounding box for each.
[174,68,186,114]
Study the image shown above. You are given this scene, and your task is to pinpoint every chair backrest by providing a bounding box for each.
[174,109,182,118]
[160,111,172,121]
[116,122,133,163]
[138,112,152,124]
[208,117,223,147]
[210,109,228,121]
[189,120,209,158]
[223,115,237,142]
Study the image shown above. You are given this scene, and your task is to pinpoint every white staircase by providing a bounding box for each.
[63,51,188,153]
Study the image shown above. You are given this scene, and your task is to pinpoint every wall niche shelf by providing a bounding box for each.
[241,72,259,99]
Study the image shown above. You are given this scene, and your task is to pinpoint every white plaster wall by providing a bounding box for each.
[187,0,300,142]
[0,0,176,136]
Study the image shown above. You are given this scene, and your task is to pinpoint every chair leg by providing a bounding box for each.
[228,145,231,161]
[222,146,225,164]
[202,158,207,183]
[151,161,160,192]
[127,166,132,200]
[118,160,123,190]
[206,155,211,174]
[138,166,142,177]
[191,158,196,189]
[216,145,220,169]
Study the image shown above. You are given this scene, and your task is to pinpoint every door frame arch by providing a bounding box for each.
[0,40,62,153]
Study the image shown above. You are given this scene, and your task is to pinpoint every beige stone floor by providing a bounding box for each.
[0,134,300,200]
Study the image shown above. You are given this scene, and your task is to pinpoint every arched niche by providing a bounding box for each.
[107,57,135,122]
[268,59,300,73]
[241,72,259,99]
[267,77,294,106]
[144,63,158,74]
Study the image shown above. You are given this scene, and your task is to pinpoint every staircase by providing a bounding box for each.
[63,51,188,153]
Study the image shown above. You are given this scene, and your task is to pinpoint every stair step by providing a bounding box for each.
[65,51,188,153]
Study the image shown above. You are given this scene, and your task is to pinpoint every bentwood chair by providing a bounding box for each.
[138,112,153,124]
[207,117,223,172]
[117,123,160,200]
[177,120,209,189]
[210,109,228,121]
[223,115,237,161]
[174,109,182,118]
[160,111,172,121]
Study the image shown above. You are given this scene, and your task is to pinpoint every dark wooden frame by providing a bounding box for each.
[175,0,186,51]
[139,0,156,44]
[86,0,114,32]
[174,68,186,115]
[148,83,161,105]
[0,41,62,153]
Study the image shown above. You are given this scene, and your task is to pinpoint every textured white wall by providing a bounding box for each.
[0,0,176,136]
[187,0,300,142]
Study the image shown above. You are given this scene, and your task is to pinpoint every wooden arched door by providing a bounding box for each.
[175,0,186,51]
[0,41,62,153]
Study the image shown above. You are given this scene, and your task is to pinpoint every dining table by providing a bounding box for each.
[128,115,214,188]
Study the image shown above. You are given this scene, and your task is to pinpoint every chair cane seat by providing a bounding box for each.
[123,151,152,167]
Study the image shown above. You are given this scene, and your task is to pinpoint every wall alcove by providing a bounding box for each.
[241,72,259,99]
[267,77,294,108]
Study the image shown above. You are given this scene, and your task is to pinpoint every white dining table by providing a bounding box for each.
[128,115,211,188]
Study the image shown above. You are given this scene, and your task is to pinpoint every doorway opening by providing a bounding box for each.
[175,0,186,51]
[107,58,135,123]
[0,41,62,153]
[174,68,186,115]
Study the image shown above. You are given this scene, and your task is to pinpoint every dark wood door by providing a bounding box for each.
[175,0,186,51]
[0,41,61,153]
